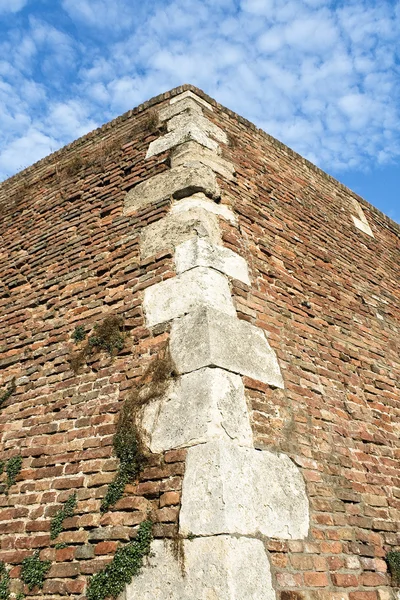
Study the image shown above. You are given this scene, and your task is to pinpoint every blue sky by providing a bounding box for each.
[1,0,399,223]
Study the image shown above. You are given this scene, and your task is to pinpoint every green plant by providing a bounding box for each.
[88,316,125,355]
[20,551,51,591]
[101,345,176,512]
[15,594,25,600]
[144,109,159,133]
[69,315,125,373]
[0,461,4,476]
[86,520,152,600]
[100,407,142,513]
[54,543,69,550]
[63,155,84,177]
[72,325,86,343]
[0,379,16,409]
[0,562,10,600]
[50,492,77,540]
[6,456,22,489]
[386,550,400,585]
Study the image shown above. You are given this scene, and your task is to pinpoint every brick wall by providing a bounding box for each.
[0,84,399,599]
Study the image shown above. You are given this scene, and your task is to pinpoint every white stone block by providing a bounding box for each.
[170,90,213,111]
[171,141,235,180]
[124,536,276,600]
[175,238,250,285]
[124,164,220,214]
[167,113,228,145]
[143,268,235,327]
[159,97,204,122]
[352,215,374,237]
[146,124,220,158]
[141,368,253,453]
[139,205,222,259]
[180,440,309,539]
[170,307,284,388]
[171,193,237,224]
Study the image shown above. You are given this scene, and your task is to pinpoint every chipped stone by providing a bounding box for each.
[143,268,235,327]
[159,97,204,122]
[124,165,220,214]
[180,440,309,539]
[171,192,237,224]
[167,113,228,145]
[146,124,221,158]
[124,536,275,600]
[170,90,214,111]
[139,205,222,259]
[170,306,284,388]
[171,141,235,180]
[141,368,253,453]
[175,238,250,285]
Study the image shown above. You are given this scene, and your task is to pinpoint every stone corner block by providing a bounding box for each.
[141,367,253,453]
[171,193,237,224]
[179,440,310,539]
[143,268,235,327]
[124,164,220,214]
[175,237,250,285]
[170,307,284,388]
[139,204,222,259]
[159,97,204,123]
[170,90,214,111]
[167,113,228,145]
[146,124,221,158]
[124,536,276,600]
[171,141,236,180]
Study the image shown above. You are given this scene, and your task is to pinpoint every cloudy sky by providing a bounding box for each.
[1,0,399,222]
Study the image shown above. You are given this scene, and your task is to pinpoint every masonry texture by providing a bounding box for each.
[0,84,399,600]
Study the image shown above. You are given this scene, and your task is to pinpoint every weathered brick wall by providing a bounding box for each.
[0,84,399,600]
[214,99,400,600]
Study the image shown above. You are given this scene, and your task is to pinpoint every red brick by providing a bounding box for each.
[304,572,330,587]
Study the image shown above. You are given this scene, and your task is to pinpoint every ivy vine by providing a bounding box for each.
[86,520,153,600]
[0,562,10,600]
[50,492,77,540]
[100,399,143,513]
[387,550,400,585]
[5,456,22,489]
[0,379,15,410]
[20,551,51,591]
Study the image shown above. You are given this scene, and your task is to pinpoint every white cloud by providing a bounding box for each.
[0,128,56,176]
[62,0,136,30]
[0,0,27,14]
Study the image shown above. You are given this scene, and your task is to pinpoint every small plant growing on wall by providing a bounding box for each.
[386,550,400,586]
[100,397,143,513]
[20,551,51,592]
[50,492,77,540]
[86,520,152,600]
[5,456,22,490]
[69,315,126,373]
[71,325,86,343]
[100,346,176,512]
[0,379,16,409]
[0,561,10,600]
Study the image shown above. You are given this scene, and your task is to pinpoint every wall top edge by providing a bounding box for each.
[0,82,398,236]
